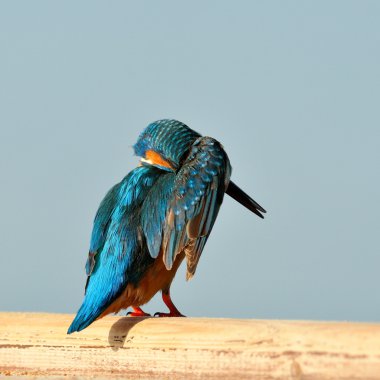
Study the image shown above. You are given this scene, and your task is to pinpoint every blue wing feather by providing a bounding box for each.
[143,136,231,280]
[68,166,162,333]
[141,173,176,258]
[84,183,120,279]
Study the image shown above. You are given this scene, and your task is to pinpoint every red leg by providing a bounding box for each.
[127,306,151,317]
[154,290,186,317]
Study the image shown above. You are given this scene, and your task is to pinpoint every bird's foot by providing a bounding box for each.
[127,306,151,317]
[154,311,186,318]
[155,290,186,317]
[128,311,151,317]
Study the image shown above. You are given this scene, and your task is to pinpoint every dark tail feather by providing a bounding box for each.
[226,180,266,219]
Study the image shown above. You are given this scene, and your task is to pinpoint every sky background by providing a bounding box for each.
[0,1,379,322]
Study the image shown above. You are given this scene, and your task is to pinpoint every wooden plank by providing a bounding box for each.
[0,312,380,379]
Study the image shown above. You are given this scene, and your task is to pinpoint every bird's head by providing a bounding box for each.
[134,119,201,172]
[134,119,267,218]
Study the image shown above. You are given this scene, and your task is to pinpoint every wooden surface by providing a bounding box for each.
[0,313,380,379]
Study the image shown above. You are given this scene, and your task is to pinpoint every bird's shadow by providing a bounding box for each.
[108,316,151,351]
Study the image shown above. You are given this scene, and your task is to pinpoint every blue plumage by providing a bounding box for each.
[68,166,162,333]
[68,119,266,333]
[134,119,201,169]
[157,137,231,278]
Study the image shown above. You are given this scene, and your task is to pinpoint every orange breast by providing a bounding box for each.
[99,251,185,318]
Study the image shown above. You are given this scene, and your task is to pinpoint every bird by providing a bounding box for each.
[67,119,266,334]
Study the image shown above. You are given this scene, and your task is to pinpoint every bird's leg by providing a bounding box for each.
[127,306,151,317]
[154,289,186,317]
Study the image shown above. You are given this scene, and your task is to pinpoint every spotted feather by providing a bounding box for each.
[142,136,231,279]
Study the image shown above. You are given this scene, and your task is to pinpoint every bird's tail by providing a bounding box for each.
[67,299,104,334]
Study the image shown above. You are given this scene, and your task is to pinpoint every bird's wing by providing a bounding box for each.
[142,137,231,279]
[84,182,120,289]
[68,166,162,333]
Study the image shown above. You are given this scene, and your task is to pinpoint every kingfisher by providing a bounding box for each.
[67,119,266,333]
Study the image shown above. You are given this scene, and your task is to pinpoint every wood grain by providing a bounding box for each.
[0,312,380,379]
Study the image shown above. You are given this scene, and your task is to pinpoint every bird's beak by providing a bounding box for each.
[226,181,266,219]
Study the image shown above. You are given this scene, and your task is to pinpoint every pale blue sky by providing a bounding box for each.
[1,1,379,321]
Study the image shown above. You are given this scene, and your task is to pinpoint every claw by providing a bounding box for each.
[154,289,186,317]
[154,311,185,318]
[127,306,151,317]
